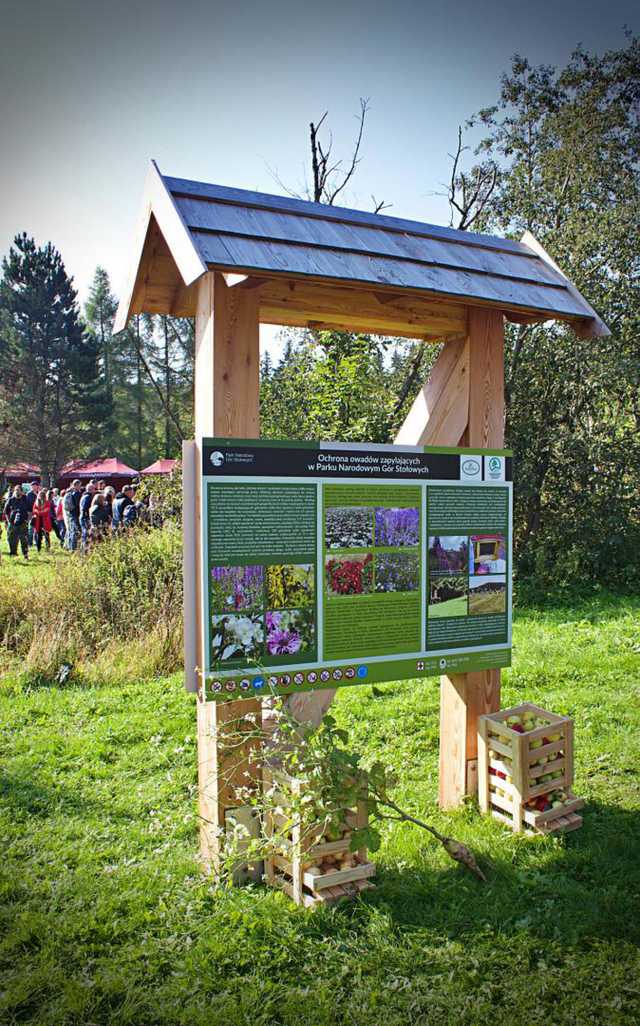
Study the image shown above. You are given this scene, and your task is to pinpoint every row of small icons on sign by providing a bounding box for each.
[209,659,448,694]
[211,665,369,693]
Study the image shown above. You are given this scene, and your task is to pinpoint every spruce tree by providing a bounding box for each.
[84,266,117,452]
[0,234,106,483]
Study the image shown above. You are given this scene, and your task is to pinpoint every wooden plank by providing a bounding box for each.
[395,337,469,446]
[477,717,489,814]
[439,310,504,809]
[175,195,564,289]
[194,232,589,321]
[521,231,610,339]
[304,861,376,891]
[114,161,206,334]
[259,279,466,340]
[182,440,198,693]
[194,271,262,874]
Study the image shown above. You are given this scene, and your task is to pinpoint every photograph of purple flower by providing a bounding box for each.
[375,507,419,547]
[375,552,420,592]
[211,564,264,612]
[265,608,314,656]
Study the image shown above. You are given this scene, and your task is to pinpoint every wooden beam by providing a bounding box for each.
[194,271,261,872]
[259,279,467,340]
[395,335,469,447]
[439,308,504,809]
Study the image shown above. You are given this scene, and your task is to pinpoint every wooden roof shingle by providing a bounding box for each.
[113,161,608,338]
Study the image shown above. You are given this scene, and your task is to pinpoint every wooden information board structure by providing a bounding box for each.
[114,161,607,868]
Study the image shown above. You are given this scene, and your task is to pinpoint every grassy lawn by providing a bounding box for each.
[1,591,639,1025]
[1,540,71,584]
[428,594,468,617]
[468,589,506,615]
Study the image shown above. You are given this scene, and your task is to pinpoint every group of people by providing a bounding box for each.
[2,478,146,559]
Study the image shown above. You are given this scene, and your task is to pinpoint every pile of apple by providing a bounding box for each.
[303,851,362,876]
[525,789,571,814]
[504,711,552,734]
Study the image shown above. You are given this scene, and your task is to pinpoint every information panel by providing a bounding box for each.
[201,439,512,700]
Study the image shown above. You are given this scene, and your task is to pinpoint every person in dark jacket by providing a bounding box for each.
[3,485,30,558]
[62,479,82,551]
[89,493,110,544]
[79,483,96,549]
[111,485,135,531]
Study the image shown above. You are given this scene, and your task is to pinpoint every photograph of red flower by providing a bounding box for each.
[325,552,373,596]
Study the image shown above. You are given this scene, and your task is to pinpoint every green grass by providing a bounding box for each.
[428,594,468,617]
[1,541,71,584]
[1,591,639,1025]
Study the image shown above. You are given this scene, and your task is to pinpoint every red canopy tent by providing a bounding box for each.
[141,458,178,475]
[1,462,40,486]
[58,458,139,490]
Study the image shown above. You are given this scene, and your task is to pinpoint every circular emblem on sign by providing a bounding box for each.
[320,670,330,682]
[489,456,501,472]
[294,672,304,685]
[462,458,481,476]
[332,668,343,681]
[212,680,222,693]
[439,658,447,670]
[279,674,291,686]
[345,667,355,679]
[210,451,225,468]
[225,680,236,692]
[239,678,250,691]
[307,671,317,684]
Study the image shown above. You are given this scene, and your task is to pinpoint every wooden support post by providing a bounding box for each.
[194,271,262,872]
[438,308,504,808]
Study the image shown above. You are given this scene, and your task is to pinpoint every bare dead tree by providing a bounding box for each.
[446,126,499,231]
[268,98,389,214]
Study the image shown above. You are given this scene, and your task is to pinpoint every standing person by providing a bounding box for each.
[3,485,30,559]
[103,486,115,520]
[89,493,110,544]
[63,479,82,551]
[54,489,66,546]
[25,482,38,547]
[79,483,96,550]
[32,489,53,551]
[111,484,135,532]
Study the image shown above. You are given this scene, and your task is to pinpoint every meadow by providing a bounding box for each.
[1,551,639,1024]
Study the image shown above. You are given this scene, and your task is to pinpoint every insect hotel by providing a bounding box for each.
[114,161,607,898]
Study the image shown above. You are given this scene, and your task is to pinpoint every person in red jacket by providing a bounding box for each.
[32,489,53,552]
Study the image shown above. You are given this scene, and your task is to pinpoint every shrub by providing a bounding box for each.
[0,526,183,683]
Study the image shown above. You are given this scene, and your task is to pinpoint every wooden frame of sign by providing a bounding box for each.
[184,273,504,868]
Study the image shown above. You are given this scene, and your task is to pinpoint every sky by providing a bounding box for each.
[0,0,636,356]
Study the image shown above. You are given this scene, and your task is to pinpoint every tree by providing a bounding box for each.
[452,40,640,587]
[84,266,117,451]
[0,234,106,483]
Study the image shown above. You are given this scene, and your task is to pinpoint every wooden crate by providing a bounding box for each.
[478,702,583,834]
[263,765,375,907]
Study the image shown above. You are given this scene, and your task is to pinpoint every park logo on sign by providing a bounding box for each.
[459,455,482,482]
[485,455,505,482]
[210,451,225,468]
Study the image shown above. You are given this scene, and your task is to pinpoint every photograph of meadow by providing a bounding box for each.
[325,552,374,596]
[428,575,468,618]
[210,564,264,612]
[468,575,507,615]
[266,563,314,608]
[211,613,264,662]
[265,608,315,656]
[374,507,419,547]
[325,506,372,549]
[428,536,468,574]
[375,552,420,592]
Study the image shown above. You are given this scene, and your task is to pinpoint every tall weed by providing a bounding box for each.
[0,527,183,683]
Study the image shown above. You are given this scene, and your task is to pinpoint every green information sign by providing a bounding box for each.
[201,439,512,700]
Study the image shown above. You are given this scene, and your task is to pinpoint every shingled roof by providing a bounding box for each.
[114,161,608,338]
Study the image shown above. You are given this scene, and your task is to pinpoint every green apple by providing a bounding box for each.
[530,738,543,750]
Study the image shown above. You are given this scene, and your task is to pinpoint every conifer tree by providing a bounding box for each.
[0,234,106,483]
